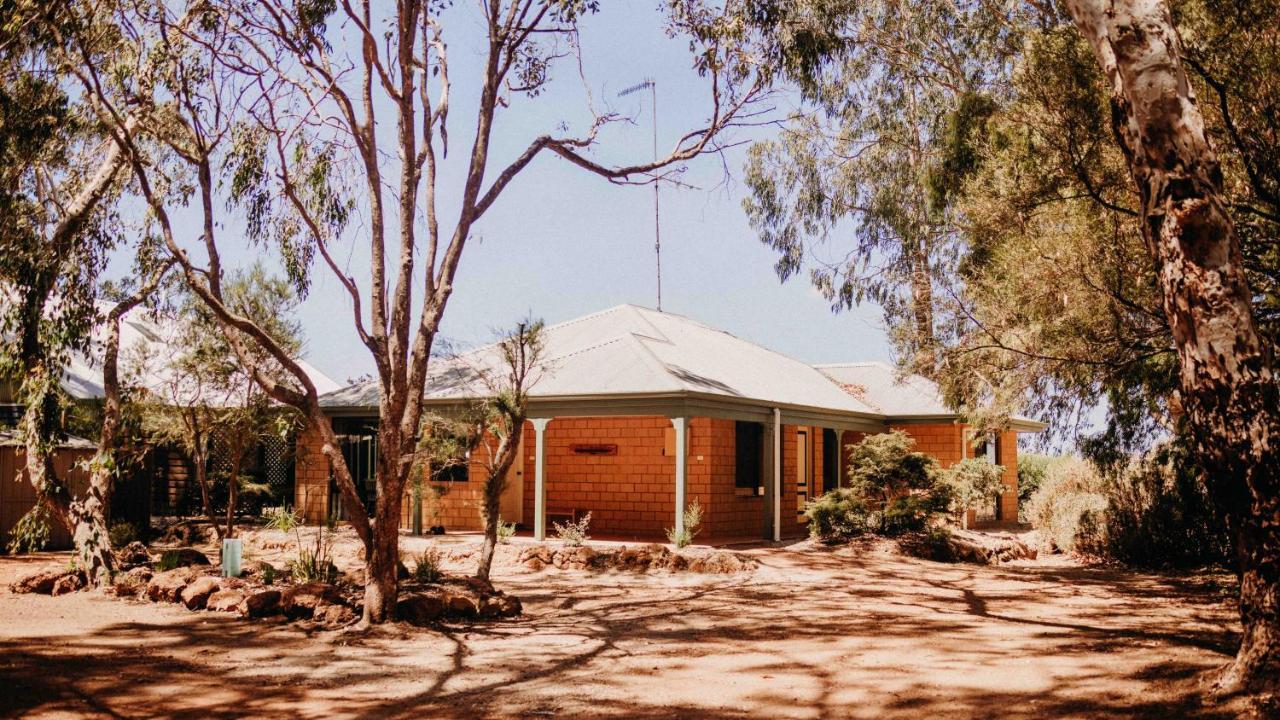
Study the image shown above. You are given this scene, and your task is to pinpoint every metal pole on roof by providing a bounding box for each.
[619,78,661,312]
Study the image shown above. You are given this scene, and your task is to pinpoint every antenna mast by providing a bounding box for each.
[619,78,661,311]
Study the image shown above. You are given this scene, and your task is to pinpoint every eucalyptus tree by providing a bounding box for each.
[59,0,773,622]
[1061,0,1280,691]
[741,0,1024,376]
[0,2,174,584]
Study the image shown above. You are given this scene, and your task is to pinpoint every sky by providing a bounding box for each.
[110,2,893,387]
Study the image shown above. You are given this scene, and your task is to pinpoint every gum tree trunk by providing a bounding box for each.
[1063,0,1280,689]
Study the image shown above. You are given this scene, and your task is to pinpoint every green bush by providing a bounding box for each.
[944,458,1006,528]
[1026,456,1107,553]
[847,431,939,502]
[497,520,517,545]
[108,521,138,548]
[155,550,182,572]
[1100,444,1231,567]
[806,489,870,542]
[1017,454,1053,521]
[880,493,949,536]
[413,547,443,583]
[5,504,52,554]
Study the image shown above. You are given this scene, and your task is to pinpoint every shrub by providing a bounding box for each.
[881,494,942,535]
[1026,456,1108,554]
[288,525,337,583]
[846,430,939,502]
[553,511,592,547]
[413,547,443,583]
[806,489,870,542]
[944,458,1006,528]
[1100,443,1231,567]
[497,520,517,545]
[264,505,301,533]
[665,498,703,549]
[260,562,277,585]
[1017,454,1053,521]
[108,520,138,548]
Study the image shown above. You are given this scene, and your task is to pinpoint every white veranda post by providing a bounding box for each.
[532,418,550,541]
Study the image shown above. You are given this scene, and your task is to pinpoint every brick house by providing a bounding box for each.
[299,305,1045,542]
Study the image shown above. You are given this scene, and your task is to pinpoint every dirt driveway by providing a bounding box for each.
[0,537,1258,719]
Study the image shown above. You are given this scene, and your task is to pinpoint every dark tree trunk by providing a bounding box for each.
[1064,0,1280,689]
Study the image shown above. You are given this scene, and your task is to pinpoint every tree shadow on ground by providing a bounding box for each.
[0,545,1254,719]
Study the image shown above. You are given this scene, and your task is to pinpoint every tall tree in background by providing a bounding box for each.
[1062,0,1279,689]
[59,0,772,623]
[742,0,1022,376]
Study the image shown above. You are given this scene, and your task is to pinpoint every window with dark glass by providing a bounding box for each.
[822,428,839,494]
[735,421,764,490]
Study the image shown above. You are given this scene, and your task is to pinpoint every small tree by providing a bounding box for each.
[944,458,1005,529]
[138,267,302,544]
[846,431,939,505]
[468,320,545,582]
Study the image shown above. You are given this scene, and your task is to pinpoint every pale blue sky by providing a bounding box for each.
[111,3,893,386]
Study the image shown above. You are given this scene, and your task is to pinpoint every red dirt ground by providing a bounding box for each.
[0,530,1268,719]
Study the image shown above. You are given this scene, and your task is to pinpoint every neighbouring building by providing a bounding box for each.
[299,305,1045,543]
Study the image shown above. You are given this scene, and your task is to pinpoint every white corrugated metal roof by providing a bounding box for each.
[61,304,340,403]
[322,304,880,415]
[813,362,953,416]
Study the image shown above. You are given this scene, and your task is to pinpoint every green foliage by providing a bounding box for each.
[108,520,138,548]
[1025,456,1109,555]
[1016,454,1052,521]
[553,511,592,547]
[943,458,1006,524]
[260,563,277,585]
[846,431,939,502]
[665,498,703,549]
[412,547,443,584]
[5,504,52,554]
[879,492,950,536]
[264,505,302,534]
[155,550,182,572]
[497,520,517,545]
[806,489,870,543]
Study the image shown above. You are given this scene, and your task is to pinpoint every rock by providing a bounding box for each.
[9,569,64,595]
[314,602,357,627]
[247,560,278,584]
[397,594,444,625]
[112,566,153,597]
[441,590,478,618]
[206,589,246,612]
[51,572,86,596]
[240,589,282,618]
[114,541,152,569]
[280,582,345,619]
[557,546,597,570]
[146,567,199,603]
[496,594,522,617]
[518,545,553,569]
[478,595,503,619]
[180,577,221,610]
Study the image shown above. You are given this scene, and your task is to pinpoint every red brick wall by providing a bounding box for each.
[295,421,331,524]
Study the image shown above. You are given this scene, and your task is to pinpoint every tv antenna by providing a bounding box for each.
[618,77,661,312]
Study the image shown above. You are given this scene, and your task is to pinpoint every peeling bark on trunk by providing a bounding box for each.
[1064,0,1280,689]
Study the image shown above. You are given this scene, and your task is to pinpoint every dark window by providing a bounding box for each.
[434,458,470,483]
[735,421,763,490]
[822,428,839,494]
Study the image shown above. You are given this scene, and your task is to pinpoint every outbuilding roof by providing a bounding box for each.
[60,304,340,403]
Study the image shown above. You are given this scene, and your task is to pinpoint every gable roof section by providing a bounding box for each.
[321,305,880,419]
[815,361,1047,432]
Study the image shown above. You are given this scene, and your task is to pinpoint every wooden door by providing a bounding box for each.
[499,435,524,524]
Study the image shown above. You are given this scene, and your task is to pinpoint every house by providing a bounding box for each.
[300,305,1045,543]
[0,305,340,548]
